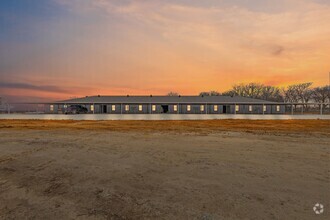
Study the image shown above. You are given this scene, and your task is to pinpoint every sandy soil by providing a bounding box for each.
[0,120,329,219]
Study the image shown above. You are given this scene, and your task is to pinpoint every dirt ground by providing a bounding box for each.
[0,120,329,220]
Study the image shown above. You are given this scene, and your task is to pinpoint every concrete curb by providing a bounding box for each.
[0,114,329,120]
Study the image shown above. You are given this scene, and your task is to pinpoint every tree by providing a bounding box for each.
[282,85,299,103]
[293,82,313,110]
[228,83,266,98]
[199,91,221,96]
[221,90,236,97]
[295,82,313,103]
[230,84,246,96]
[282,82,313,111]
[312,86,330,109]
[242,83,264,98]
[260,86,283,102]
[167,92,180,96]
[222,83,284,101]
[282,85,299,111]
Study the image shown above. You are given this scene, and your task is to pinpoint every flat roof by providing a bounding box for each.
[55,95,278,104]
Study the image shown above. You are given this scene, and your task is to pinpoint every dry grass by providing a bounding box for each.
[0,119,329,219]
[0,119,329,135]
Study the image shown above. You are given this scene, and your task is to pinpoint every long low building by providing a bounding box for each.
[47,95,285,114]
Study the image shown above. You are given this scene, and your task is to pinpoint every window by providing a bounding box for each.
[125,105,129,111]
[139,105,143,111]
[263,105,267,112]
[152,105,156,111]
[200,105,204,111]
[91,105,94,112]
[173,105,178,111]
[64,104,67,109]
[187,105,191,111]
[235,105,239,112]
[213,105,218,111]
[276,105,280,112]
[249,105,252,112]
[112,105,116,111]
[50,105,54,112]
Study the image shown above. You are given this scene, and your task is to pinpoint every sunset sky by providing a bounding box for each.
[1,0,330,101]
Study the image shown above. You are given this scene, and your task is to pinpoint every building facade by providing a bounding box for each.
[47,95,285,114]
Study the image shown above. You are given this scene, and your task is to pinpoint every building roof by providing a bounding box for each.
[56,95,278,104]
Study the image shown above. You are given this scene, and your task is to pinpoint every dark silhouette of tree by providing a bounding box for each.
[222,83,283,101]
[167,92,180,96]
[199,91,221,96]
[199,82,329,113]
[312,86,330,109]
[282,82,313,110]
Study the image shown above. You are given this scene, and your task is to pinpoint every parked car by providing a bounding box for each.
[64,105,88,114]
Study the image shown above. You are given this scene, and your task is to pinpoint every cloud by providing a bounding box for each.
[2,95,59,103]
[56,0,330,55]
[0,82,70,93]
[272,46,285,56]
[2,0,329,101]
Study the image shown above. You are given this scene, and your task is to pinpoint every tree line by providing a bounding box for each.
[167,82,330,106]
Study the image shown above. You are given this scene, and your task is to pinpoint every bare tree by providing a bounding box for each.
[294,82,313,110]
[199,91,221,96]
[312,86,329,109]
[261,86,283,102]
[231,84,245,96]
[167,92,180,96]
[242,83,264,98]
[282,86,298,103]
[221,90,236,97]
[228,83,265,98]
[209,91,221,96]
[223,83,284,101]
[295,83,312,102]
[282,82,313,111]
[282,85,299,110]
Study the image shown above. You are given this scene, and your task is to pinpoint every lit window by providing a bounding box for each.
[213,105,218,111]
[263,105,267,112]
[91,105,94,112]
[200,105,204,111]
[187,105,191,111]
[249,105,252,112]
[139,105,143,111]
[276,105,280,112]
[112,105,116,111]
[152,105,156,111]
[235,105,239,112]
[125,105,129,111]
[64,104,67,109]
[50,105,54,112]
[173,105,178,111]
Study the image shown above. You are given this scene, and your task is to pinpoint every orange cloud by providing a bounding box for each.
[2,0,330,100]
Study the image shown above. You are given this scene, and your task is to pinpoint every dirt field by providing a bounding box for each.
[0,120,329,219]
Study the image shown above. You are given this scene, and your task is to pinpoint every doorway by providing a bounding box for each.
[161,105,169,113]
[103,105,107,113]
[223,105,227,114]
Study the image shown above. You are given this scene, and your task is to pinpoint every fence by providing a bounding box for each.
[2,103,330,115]
[1,113,330,120]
